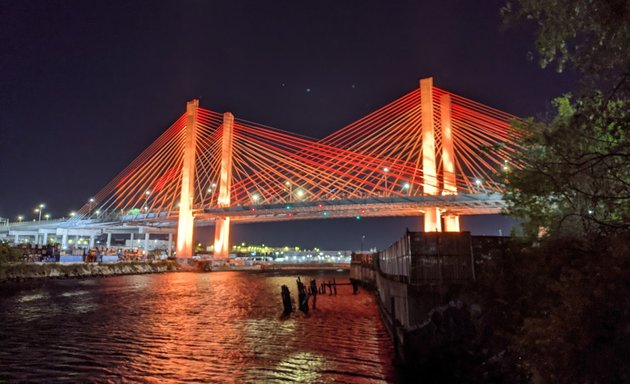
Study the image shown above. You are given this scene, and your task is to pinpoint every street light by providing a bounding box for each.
[382,167,390,196]
[17,215,23,222]
[285,181,292,201]
[474,179,482,191]
[88,198,95,214]
[361,235,366,252]
[34,203,45,222]
[144,190,151,212]
[44,214,50,220]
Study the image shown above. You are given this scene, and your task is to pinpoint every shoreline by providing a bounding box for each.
[0,261,184,282]
[0,261,350,282]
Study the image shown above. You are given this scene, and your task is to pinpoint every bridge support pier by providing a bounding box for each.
[62,231,68,249]
[106,232,112,247]
[424,208,442,232]
[214,217,231,259]
[443,215,460,232]
[176,100,199,258]
[41,230,49,245]
[214,112,234,259]
[144,233,150,256]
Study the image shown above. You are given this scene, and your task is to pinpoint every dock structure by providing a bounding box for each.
[351,231,479,363]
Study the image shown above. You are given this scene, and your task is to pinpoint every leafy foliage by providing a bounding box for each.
[0,241,22,264]
[496,1,630,382]
[501,0,630,82]
[505,94,630,237]
[474,235,630,383]
[513,235,630,383]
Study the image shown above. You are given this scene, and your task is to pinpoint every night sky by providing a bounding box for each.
[0,0,575,249]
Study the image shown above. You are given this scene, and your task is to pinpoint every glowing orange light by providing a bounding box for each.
[177,99,199,258]
[214,112,234,259]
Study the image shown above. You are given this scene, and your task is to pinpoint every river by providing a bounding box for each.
[0,271,397,383]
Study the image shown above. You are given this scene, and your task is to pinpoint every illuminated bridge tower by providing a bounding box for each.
[177,99,199,258]
[214,112,234,259]
[420,77,459,232]
[440,91,460,232]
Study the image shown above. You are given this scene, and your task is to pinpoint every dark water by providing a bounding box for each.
[0,271,396,383]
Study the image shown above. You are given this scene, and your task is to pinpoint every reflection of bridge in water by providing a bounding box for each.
[1,77,522,256]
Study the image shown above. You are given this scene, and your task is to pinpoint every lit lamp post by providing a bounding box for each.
[361,235,366,252]
[474,178,484,192]
[44,214,50,221]
[285,181,292,201]
[34,204,45,222]
[88,198,95,215]
[144,190,151,212]
[383,167,389,196]
[210,187,217,205]
[402,182,410,196]
[17,215,23,223]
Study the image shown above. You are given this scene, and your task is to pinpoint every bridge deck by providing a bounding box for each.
[2,194,504,231]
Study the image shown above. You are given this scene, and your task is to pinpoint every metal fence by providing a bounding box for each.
[378,231,474,284]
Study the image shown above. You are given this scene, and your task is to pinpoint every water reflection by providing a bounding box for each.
[0,272,395,382]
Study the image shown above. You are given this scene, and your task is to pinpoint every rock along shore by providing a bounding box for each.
[0,261,184,282]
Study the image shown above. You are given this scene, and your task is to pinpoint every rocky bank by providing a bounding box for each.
[0,261,184,282]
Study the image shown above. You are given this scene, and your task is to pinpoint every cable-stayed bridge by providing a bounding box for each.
[2,78,522,257]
